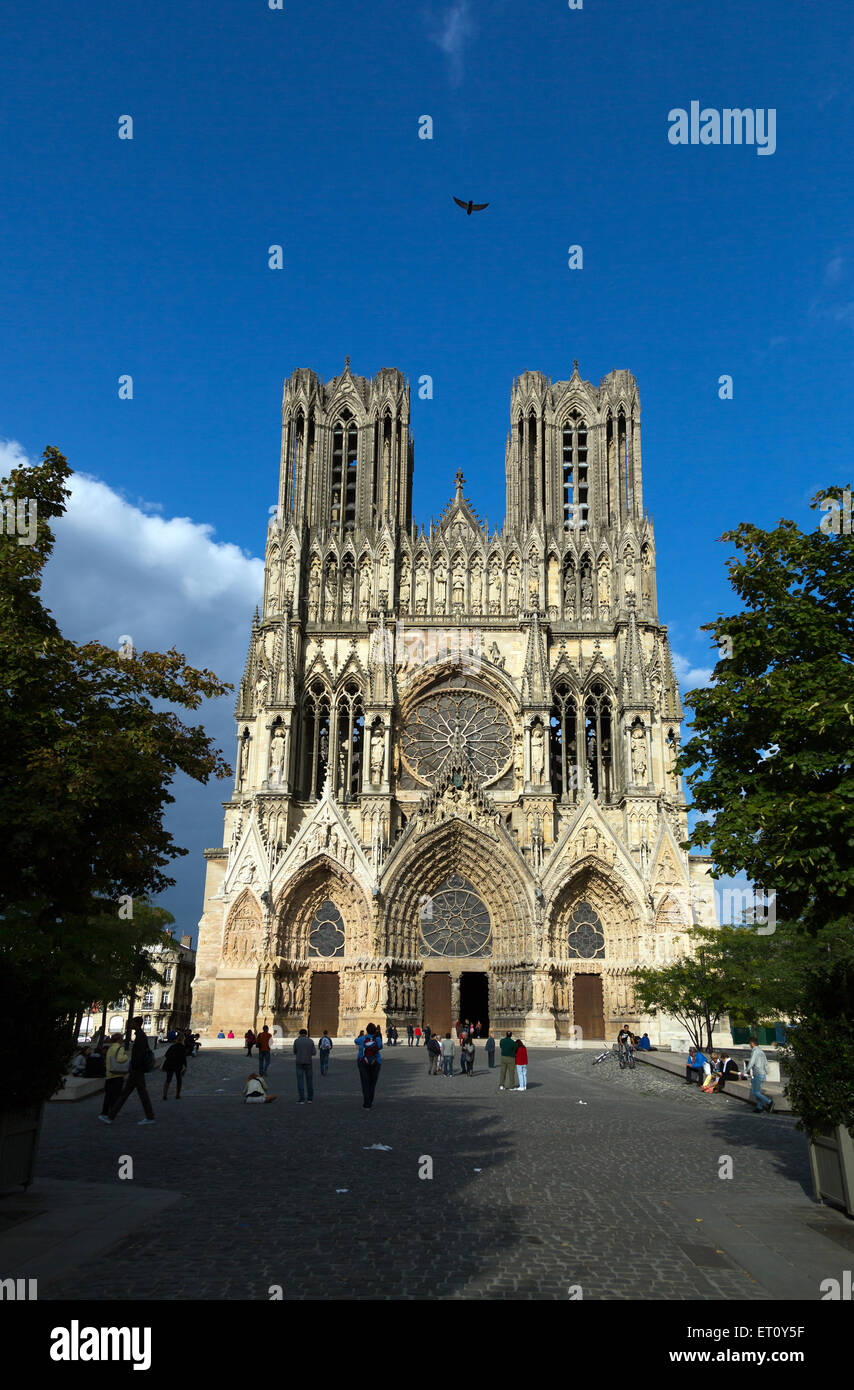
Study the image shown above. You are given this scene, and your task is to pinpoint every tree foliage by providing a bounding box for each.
[0,447,232,1111]
[679,490,854,1133]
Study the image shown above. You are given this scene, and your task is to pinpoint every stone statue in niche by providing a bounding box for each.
[415,560,428,614]
[625,552,636,598]
[399,562,411,609]
[342,569,354,621]
[598,555,611,617]
[530,723,545,783]
[470,563,483,614]
[452,559,465,608]
[563,567,576,620]
[308,563,320,620]
[269,727,286,785]
[434,562,447,613]
[378,550,390,600]
[507,561,520,612]
[284,552,296,603]
[641,547,652,605]
[266,564,281,614]
[324,562,337,623]
[370,726,385,786]
[631,724,647,783]
[359,559,372,618]
[488,560,501,614]
[237,735,249,790]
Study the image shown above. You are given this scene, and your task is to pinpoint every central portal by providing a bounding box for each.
[459,971,489,1032]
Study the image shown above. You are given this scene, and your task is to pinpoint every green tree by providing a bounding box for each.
[0,447,232,1112]
[679,489,854,1134]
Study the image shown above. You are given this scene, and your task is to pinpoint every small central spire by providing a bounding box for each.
[455,468,465,497]
[345,354,350,371]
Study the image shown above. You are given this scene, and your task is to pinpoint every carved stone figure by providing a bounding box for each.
[507,561,520,611]
[342,569,354,621]
[641,546,652,605]
[452,558,465,608]
[531,723,545,783]
[434,561,447,613]
[266,564,281,614]
[307,562,320,620]
[359,559,372,617]
[625,551,636,597]
[370,726,385,786]
[269,727,285,784]
[284,551,296,603]
[598,554,611,616]
[399,561,411,609]
[378,549,390,600]
[488,640,505,670]
[237,734,249,790]
[415,559,428,614]
[563,566,576,619]
[631,724,648,782]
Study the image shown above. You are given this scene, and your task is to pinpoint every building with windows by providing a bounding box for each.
[89,933,196,1040]
[193,361,717,1043]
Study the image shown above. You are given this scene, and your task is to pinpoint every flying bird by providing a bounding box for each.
[453,196,489,215]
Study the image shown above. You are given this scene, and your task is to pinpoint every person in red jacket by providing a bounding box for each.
[514,1038,528,1091]
[414,1025,422,1046]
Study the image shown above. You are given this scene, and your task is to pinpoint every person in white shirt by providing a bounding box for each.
[747,1036,774,1113]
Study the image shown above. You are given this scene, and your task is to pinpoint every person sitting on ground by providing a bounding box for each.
[244,1072,276,1104]
[637,1033,654,1051]
[217,1029,225,1039]
[715,1053,740,1092]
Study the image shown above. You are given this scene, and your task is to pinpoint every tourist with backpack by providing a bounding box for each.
[319,1030,333,1075]
[98,1017,156,1125]
[427,1033,441,1075]
[355,1022,383,1108]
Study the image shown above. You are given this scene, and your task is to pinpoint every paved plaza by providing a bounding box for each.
[15,1044,854,1301]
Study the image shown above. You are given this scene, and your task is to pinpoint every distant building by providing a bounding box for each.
[81,933,196,1040]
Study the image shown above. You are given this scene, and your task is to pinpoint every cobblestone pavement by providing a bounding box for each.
[34,1043,850,1301]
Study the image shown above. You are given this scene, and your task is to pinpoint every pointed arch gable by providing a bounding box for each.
[274,858,371,958]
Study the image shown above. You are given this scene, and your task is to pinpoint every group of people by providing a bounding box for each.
[616,1025,656,1055]
[244,1024,382,1108]
[95,1019,200,1125]
[685,1036,775,1112]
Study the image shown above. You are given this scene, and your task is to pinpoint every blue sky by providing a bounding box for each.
[2,2,852,935]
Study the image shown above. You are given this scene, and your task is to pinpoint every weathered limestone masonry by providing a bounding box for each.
[193,360,717,1043]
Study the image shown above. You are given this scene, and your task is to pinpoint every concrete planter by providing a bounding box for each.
[808,1125,854,1217]
[0,1102,45,1190]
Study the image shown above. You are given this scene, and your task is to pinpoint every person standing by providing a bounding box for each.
[407,1023,414,1046]
[101,1033,129,1117]
[99,1018,155,1125]
[244,1028,256,1057]
[427,1033,441,1075]
[319,1030,333,1075]
[514,1038,528,1091]
[441,1032,455,1077]
[747,1035,774,1113]
[355,1022,383,1108]
[498,1031,517,1090]
[414,1025,422,1046]
[485,1033,496,1069]
[257,1025,272,1076]
[293,1029,316,1103]
[162,1036,187,1100]
[463,1038,475,1076]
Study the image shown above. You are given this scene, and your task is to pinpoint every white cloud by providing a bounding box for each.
[673,651,713,692]
[2,438,264,938]
[426,1,476,84]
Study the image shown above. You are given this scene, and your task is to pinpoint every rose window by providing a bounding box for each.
[566,901,605,959]
[401,691,512,784]
[419,873,492,957]
[308,899,345,958]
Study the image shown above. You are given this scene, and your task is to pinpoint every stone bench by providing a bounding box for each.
[50,1076,104,1102]
[634,1051,791,1112]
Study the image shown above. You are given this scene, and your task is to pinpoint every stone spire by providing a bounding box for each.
[521,609,551,707]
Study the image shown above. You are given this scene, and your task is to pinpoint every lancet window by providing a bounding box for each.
[331,411,358,532]
[336,681,365,800]
[549,681,581,802]
[301,679,331,799]
[562,412,589,530]
[583,682,614,801]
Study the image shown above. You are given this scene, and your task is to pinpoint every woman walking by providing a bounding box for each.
[514,1037,528,1091]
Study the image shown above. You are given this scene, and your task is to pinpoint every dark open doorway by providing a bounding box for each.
[459,972,489,1033]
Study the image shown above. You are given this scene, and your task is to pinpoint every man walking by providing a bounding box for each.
[257,1025,272,1075]
[318,1030,333,1075]
[485,1033,496,1068]
[293,1029,316,1103]
[98,1018,155,1125]
[747,1035,774,1113]
[441,1032,455,1077]
[427,1033,441,1075]
[407,1023,414,1046]
[498,1031,516,1090]
[101,1032,129,1117]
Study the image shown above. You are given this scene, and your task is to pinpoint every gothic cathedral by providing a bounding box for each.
[193,360,717,1043]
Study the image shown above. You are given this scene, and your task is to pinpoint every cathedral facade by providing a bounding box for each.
[193,360,717,1043]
